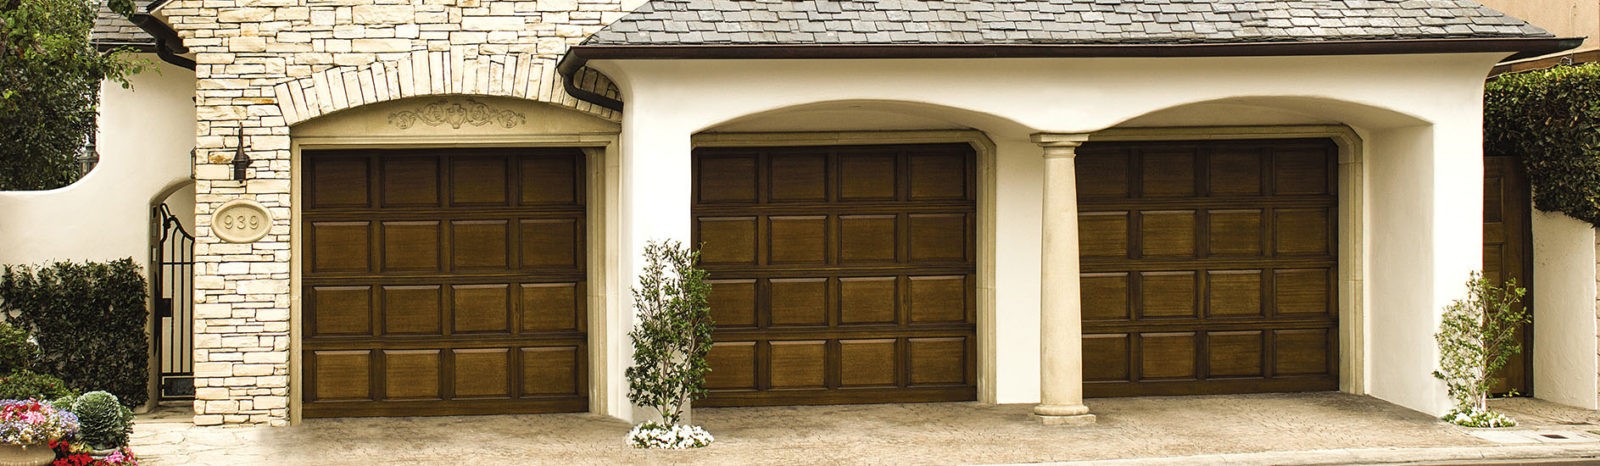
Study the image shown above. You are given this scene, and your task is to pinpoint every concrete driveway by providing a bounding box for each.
[130,393,1600,465]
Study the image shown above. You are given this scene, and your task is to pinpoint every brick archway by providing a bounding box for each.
[271,51,620,126]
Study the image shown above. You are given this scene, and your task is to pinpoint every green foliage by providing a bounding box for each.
[0,322,38,374]
[0,369,74,401]
[1433,271,1529,426]
[0,259,149,407]
[0,0,145,190]
[69,391,131,449]
[1485,63,1600,226]
[625,240,714,426]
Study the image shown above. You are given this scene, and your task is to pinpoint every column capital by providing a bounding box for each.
[1030,133,1091,158]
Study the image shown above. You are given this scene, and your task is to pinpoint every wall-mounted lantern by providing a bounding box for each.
[231,130,251,182]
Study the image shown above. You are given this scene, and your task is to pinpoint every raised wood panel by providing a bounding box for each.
[381,157,439,207]
[1484,156,1533,394]
[1078,139,1337,398]
[310,286,371,336]
[521,346,580,396]
[695,144,976,406]
[452,284,510,333]
[303,149,588,418]
[1081,273,1130,321]
[384,350,441,400]
[839,339,897,387]
[382,221,440,272]
[769,341,827,388]
[450,156,509,206]
[839,277,896,325]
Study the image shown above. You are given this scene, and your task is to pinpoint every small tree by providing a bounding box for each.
[1433,271,1529,427]
[625,240,714,427]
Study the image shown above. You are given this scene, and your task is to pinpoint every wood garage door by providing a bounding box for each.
[1077,139,1339,397]
[301,148,588,417]
[693,144,978,406]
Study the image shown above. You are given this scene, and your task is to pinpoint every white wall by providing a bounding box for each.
[0,55,196,268]
[1531,209,1600,409]
[596,53,1505,415]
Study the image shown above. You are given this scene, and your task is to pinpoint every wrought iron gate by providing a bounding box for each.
[152,204,195,400]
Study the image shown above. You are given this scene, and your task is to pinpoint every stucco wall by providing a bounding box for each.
[0,55,196,268]
[1528,209,1600,409]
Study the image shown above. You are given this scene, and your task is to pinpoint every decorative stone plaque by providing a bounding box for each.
[213,200,273,243]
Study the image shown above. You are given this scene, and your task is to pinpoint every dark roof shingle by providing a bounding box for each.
[91,3,154,49]
[583,0,1553,46]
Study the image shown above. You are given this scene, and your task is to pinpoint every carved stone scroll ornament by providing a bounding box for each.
[387,98,527,129]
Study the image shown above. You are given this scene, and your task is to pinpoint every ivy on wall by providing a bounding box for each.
[0,259,149,407]
[1485,63,1600,227]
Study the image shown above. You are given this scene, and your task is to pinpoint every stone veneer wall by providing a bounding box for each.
[159,0,628,425]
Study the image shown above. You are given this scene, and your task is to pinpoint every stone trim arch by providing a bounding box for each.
[270,51,621,126]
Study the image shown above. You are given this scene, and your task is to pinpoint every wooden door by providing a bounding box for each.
[1483,155,1533,395]
[1077,139,1340,397]
[301,148,588,417]
[693,144,978,407]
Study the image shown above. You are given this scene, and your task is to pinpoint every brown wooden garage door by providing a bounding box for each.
[301,148,588,417]
[1077,139,1339,397]
[693,144,977,406]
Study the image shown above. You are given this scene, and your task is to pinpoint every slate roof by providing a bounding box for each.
[583,0,1554,47]
[90,3,154,49]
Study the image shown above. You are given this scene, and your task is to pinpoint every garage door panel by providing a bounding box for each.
[450,156,510,206]
[1139,211,1197,257]
[310,156,371,209]
[304,148,588,418]
[769,216,828,264]
[769,340,828,389]
[698,155,759,204]
[520,283,581,333]
[839,277,897,325]
[697,144,976,406]
[1080,139,1337,397]
[383,285,442,335]
[310,221,372,273]
[381,156,440,207]
[839,339,898,387]
[1076,153,1130,199]
[310,286,372,336]
[1082,273,1130,321]
[1208,210,1264,256]
[382,221,441,272]
[384,350,442,400]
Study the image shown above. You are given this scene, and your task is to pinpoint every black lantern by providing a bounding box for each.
[231,130,251,181]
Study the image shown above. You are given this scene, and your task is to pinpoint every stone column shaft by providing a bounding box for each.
[1031,133,1095,426]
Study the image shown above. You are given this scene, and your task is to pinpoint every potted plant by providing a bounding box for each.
[625,240,716,449]
[0,399,76,466]
[59,392,132,458]
[1433,271,1530,428]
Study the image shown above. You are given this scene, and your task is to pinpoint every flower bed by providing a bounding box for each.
[0,400,77,446]
[627,421,714,449]
[48,439,136,466]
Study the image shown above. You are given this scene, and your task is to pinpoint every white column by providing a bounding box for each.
[1030,133,1095,426]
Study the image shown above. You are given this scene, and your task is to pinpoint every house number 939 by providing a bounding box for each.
[212,200,273,244]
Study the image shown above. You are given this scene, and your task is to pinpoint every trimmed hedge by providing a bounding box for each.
[0,259,148,407]
[1485,63,1600,227]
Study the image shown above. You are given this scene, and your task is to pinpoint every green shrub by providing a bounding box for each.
[625,240,714,426]
[0,259,149,407]
[1485,63,1600,226]
[0,322,39,374]
[0,369,75,401]
[1433,271,1529,427]
[69,391,132,450]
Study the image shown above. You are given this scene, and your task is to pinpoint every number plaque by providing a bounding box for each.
[212,200,273,243]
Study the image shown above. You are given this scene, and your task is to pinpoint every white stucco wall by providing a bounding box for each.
[595,53,1504,416]
[0,55,196,268]
[1529,210,1600,409]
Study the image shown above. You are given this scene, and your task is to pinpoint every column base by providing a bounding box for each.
[1032,404,1096,426]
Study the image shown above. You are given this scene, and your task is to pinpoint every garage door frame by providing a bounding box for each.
[1087,125,1365,395]
[287,131,620,423]
[692,130,1000,403]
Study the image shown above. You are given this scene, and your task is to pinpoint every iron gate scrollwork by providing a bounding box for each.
[151,204,194,400]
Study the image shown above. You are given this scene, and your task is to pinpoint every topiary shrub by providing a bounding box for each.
[0,322,39,374]
[0,369,75,401]
[68,391,131,450]
[1485,63,1600,226]
[0,259,149,407]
